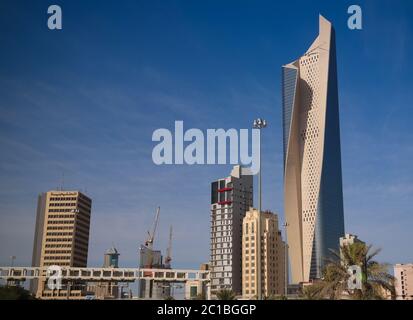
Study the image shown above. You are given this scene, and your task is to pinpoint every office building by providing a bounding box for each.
[394,264,413,300]
[210,165,253,296]
[30,190,92,298]
[104,247,120,268]
[87,247,120,299]
[282,15,345,283]
[242,209,285,299]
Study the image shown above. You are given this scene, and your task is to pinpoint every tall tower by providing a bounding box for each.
[31,190,92,298]
[210,165,253,296]
[282,15,345,283]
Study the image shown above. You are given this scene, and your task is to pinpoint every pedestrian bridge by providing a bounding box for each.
[0,266,209,283]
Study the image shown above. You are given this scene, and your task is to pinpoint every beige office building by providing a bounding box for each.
[282,15,345,283]
[242,209,285,299]
[31,190,92,298]
[394,264,413,300]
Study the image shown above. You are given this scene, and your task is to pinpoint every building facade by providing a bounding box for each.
[339,233,363,248]
[87,247,120,299]
[242,209,285,299]
[138,245,168,299]
[394,264,413,300]
[210,165,253,296]
[282,15,345,283]
[30,190,92,298]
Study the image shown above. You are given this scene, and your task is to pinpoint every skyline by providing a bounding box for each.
[1,0,413,271]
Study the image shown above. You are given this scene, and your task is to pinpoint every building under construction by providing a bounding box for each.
[138,207,173,299]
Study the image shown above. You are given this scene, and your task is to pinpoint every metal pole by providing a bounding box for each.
[283,223,289,296]
[253,118,266,300]
[10,256,16,267]
[257,131,262,300]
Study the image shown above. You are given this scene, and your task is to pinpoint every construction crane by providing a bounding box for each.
[145,206,160,249]
[143,207,160,268]
[164,225,173,269]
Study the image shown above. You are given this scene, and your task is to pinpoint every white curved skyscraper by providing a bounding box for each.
[282,15,345,284]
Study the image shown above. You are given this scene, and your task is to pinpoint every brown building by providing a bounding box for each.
[242,208,285,299]
[30,190,92,299]
[394,264,413,300]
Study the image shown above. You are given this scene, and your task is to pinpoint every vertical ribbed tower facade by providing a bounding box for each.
[282,15,345,283]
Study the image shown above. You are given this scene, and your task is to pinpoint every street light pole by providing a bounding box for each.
[10,256,16,267]
[282,222,289,297]
[253,118,267,300]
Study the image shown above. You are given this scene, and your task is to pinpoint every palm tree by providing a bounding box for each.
[264,294,288,300]
[301,284,323,300]
[316,242,395,300]
[215,289,236,300]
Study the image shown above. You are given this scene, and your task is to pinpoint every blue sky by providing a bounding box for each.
[0,0,412,270]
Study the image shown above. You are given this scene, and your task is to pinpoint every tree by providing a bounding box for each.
[301,284,323,300]
[316,242,395,300]
[215,289,236,300]
[0,285,35,300]
[264,294,288,300]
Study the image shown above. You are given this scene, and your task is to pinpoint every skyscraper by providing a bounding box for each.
[31,190,92,298]
[210,165,253,296]
[242,209,285,298]
[282,15,345,283]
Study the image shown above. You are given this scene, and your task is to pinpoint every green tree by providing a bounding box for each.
[264,294,288,300]
[215,289,236,300]
[316,242,395,300]
[0,285,35,300]
[301,284,323,300]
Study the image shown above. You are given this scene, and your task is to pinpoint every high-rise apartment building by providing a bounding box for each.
[31,190,92,298]
[242,209,285,299]
[210,165,253,296]
[394,264,413,300]
[282,15,345,283]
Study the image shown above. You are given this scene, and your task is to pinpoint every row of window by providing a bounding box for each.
[49,202,76,207]
[46,232,73,236]
[45,250,72,254]
[48,220,75,225]
[43,255,71,260]
[50,197,77,201]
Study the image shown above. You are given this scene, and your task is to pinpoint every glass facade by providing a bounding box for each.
[282,66,298,169]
